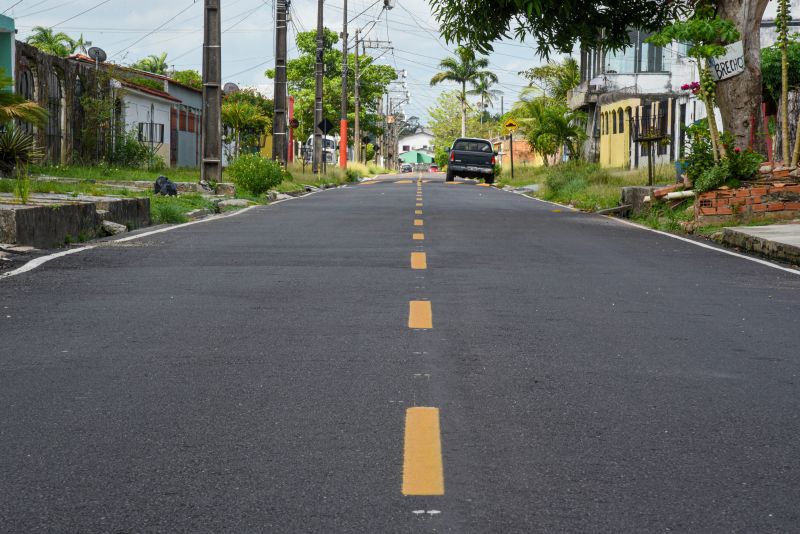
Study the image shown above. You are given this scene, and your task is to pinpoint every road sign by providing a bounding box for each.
[318,118,335,135]
[504,118,518,132]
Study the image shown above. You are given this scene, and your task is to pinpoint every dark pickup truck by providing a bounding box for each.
[446,137,497,184]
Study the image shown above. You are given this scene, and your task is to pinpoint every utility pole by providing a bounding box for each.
[272,0,288,165]
[312,0,324,174]
[201,0,222,185]
[339,0,348,169]
[353,28,360,163]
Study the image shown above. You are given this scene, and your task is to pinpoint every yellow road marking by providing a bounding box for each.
[477,183,490,187]
[414,219,424,226]
[413,233,424,240]
[415,209,423,215]
[416,203,423,207]
[444,182,463,185]
[411,252,427,270]
[402,407,444,496]
[552,209,562,213]
[408,300,432,329]
[396,179,413,184]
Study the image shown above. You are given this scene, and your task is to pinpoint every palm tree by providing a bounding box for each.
[132,53,169,75]
[0,69,48,127]
[72,34,91,54]
[513,88,586,164]
[430,46,497,137]
[25,26,75,57]
[467,73,502,124]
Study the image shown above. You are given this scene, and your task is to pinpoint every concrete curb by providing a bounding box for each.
[723,226,800,265]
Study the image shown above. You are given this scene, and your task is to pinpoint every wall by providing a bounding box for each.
[122,91,172,165]
[492,135,544,167]
[397,132,434,154]
[0,15,14,82]
[15,41,99,165]
[599,97,639,168]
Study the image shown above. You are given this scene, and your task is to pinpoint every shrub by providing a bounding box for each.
[111,130,152,168]
[226,153,287,195]
[694,160,730,192]
[151,199,187,224]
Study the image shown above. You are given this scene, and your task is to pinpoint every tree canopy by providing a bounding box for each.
[266,29,397,144]
[429,0,692,55]
[25,26,76,57]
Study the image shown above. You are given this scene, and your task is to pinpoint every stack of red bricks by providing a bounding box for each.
[695,162,800,223]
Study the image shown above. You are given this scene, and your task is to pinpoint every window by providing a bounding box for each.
[138,122,165,144]
[618,108,624,133]
[603,30,665,74]
[612,110,617,134]
[452,140,492,152]
[402,145,410,152]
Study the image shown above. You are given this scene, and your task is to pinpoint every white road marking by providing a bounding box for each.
[504,189,800,276]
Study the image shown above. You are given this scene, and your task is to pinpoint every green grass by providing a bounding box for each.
[631,200,695,234]
[30,164,203,183]
[150,193,215,224]
[495,162,676,212]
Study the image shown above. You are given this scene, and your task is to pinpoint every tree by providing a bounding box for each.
[25,26,75,57]
[468,73,502,124]
[132,53,169,75]
[0,69,48,127]
[73,34,90,54]
[513,88,586,164]
[222,89,273,157]
[428,0,770,151]
[519,58,580,103]
[647,7,739,161]
[430,46,497,137]
[171,69,202,90]
[266,29,396,149]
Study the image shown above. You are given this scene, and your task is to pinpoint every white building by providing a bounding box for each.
[397,130,434,155]
[118,81,180,167]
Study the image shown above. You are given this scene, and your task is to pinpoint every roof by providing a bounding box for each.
[119,80,182,103]
[68,54,201,95]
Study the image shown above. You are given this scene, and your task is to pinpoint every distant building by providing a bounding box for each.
[397,130,434,155]
[0,15,14,82]
[491,135,544,167]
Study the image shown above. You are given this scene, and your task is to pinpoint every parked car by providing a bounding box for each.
[446,138,497,184]
[428,164,439,172]
[400,163,413,173]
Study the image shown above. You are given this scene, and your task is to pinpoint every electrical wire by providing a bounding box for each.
[52,0,115,27]
[2,0,25,15]
[109,1,199,59]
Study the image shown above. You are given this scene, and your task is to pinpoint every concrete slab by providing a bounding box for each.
[723,222,800,265]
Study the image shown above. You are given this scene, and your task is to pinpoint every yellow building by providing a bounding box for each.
[598,98,639,168]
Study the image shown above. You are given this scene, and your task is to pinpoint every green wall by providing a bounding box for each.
[0,15,15,83]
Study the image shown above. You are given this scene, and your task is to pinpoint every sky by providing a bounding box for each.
[2,0,557,124]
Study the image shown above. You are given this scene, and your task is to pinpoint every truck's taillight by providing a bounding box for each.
[450,151,455,161]
[491,155,496,165]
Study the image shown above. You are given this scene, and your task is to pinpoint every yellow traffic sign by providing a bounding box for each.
[504,118,518,132]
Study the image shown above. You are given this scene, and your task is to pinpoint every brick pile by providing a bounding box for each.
[695,163,800,224]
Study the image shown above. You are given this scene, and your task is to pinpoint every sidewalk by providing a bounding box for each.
[723,222,800,266]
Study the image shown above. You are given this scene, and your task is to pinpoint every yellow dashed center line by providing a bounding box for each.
[396,179,413,184]
[413,233,424,240]
[416,203,423,207]
[408,300,432,329]
[414,219,424,227]
[410,252,427,270]
[402,407,444,496]
[415,209,423,215]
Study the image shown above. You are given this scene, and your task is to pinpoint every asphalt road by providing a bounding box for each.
[2,173,800,533]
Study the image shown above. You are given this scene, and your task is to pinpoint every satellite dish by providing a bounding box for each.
[87,47,107,62]
[383,0,395,9]
[223,82,240,94]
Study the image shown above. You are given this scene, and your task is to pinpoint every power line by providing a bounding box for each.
[52,0,114,27]
[2,0,25,15]
[109,1,199,59]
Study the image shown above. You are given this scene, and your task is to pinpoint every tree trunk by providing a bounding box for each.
[715,0,770,151]
[461,81,467,137]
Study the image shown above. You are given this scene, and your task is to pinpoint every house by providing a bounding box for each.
[491,135,545,167]
[397,130,434,155]
[567,31,709,169]
[116,80,179,167]
[0,15,14,81]
[398,150,434,165]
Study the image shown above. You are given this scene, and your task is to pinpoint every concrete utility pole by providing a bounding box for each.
[353,28,360,163]
[272,0,288,165]
[201,0,222,185]
[312,0,324,173]
[339,0,348,169]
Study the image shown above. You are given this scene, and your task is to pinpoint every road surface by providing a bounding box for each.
[2,173,799,532]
